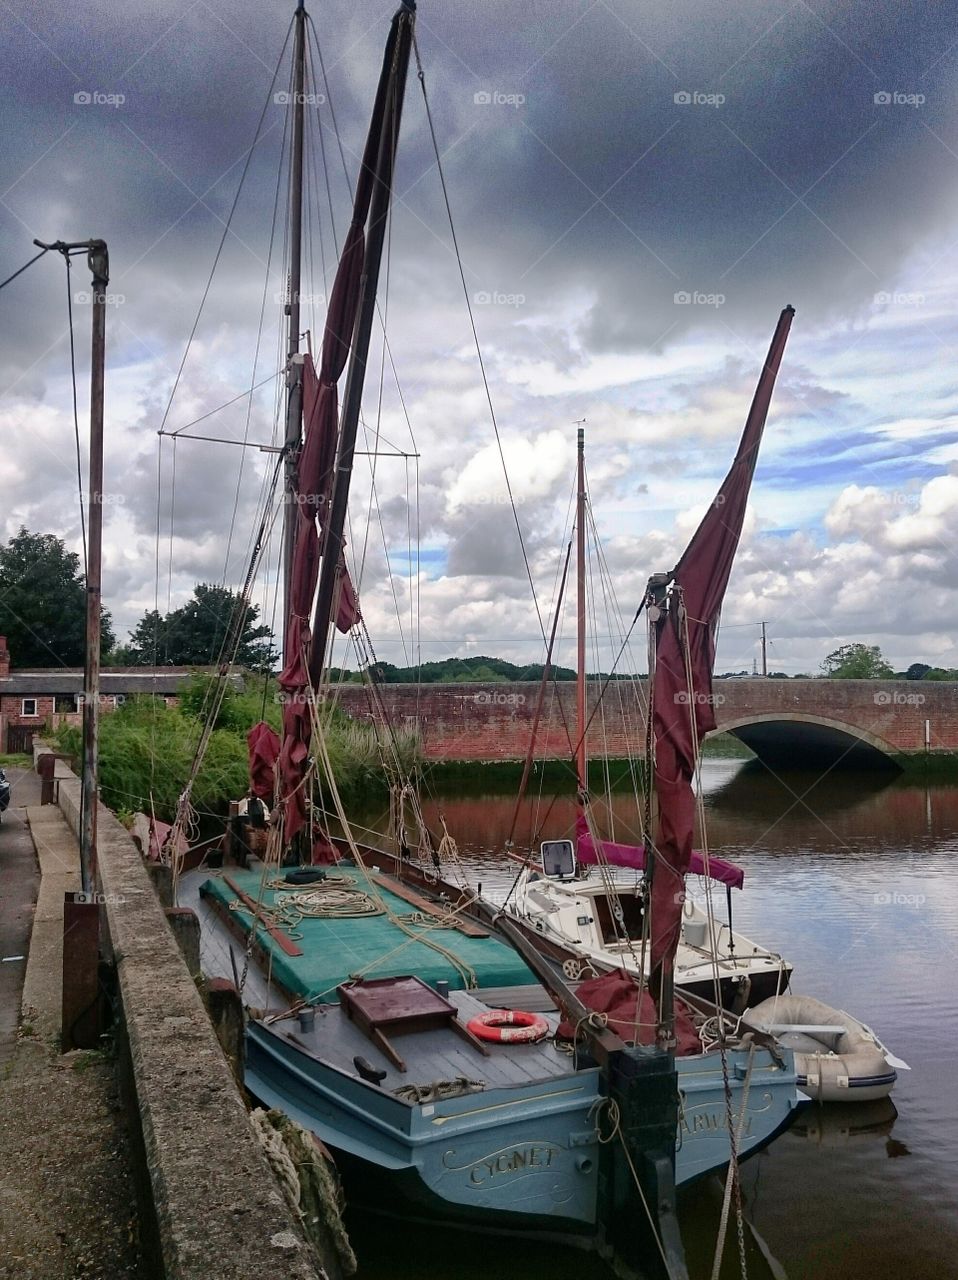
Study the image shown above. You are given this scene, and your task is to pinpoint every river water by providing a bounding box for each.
[347,760,958,1280]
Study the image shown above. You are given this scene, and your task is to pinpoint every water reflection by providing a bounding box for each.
[788,1099,898,1147]
[350,768,958,1280]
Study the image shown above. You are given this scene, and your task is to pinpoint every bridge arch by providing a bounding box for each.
[714,711,902,771]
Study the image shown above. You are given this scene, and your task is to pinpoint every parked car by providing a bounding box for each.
[0,770,10,822]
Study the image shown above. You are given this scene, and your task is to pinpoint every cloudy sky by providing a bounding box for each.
[3,0,958,676]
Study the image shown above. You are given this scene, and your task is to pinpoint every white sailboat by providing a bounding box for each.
[503,426,792,1012]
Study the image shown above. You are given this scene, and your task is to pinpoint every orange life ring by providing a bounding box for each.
[466,1009,550,1045]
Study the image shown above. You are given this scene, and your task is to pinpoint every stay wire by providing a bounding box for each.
[412,34,550,651]
[157,18,294,438]
[221,51,293,589]
[0,245,49,292]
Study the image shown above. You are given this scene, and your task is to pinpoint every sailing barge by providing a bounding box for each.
[156,4,803,1275]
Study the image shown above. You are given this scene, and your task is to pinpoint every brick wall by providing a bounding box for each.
[334,678,955,762]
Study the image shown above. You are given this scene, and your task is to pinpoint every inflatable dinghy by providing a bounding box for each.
[747,994,908,1103]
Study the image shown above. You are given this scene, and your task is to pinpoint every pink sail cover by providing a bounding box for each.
[575,812,744,889]
[270,16,406,843]
[648,307,793,980]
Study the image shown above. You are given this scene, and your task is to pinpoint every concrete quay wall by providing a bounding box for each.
[37,747,327,1280]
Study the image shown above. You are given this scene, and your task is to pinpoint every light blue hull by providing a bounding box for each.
[673,1049,803,1183]
[245,1021,800,1238]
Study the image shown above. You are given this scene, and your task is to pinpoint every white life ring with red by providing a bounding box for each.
[466,1009,550,1044]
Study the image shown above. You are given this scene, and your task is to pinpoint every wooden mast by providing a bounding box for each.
[282,0,308,644]
[575,423,587,793]
[308,2,415,684]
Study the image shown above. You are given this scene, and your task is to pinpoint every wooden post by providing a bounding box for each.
[80,240,109,897]
[207,978,245,1086]
[61,893,101,1051]
[37,752,55,805]
[146,861,174,908]
[166,907,201,977]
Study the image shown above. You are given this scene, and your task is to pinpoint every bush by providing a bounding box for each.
[54,674,421,821]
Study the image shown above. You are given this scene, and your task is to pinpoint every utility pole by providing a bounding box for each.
[34,237,108,895]
[761,620,768,677]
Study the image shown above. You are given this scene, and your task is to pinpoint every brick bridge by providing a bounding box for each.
[335,679,958,769]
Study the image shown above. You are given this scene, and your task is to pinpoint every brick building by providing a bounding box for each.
[0,635,203,754]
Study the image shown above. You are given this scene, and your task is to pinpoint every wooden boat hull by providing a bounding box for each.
[245,1018,604,1237]
[244,1018,802,1238]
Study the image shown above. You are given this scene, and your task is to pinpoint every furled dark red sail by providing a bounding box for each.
[270,11,407,843]
[247,720,280,801]
[648,307,794,981]
[556,970,702,1055]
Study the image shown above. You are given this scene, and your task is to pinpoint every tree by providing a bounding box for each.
[0,527,114,667]
[126,584,276,671]
[906,663,931,681]
[821,643,893,679]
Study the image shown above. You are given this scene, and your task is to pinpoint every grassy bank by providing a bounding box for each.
[421,734,752,794]
[422,757,641,795]
[890,752,958,778]
[53,675,421,823]
[0,754,33,770]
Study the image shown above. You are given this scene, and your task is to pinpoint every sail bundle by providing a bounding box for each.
[271,5,414,844]
[648,307,794,985]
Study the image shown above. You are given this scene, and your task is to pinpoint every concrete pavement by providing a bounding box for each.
[0,767,41,1064]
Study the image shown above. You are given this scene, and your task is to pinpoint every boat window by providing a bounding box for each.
[593,893,644,943]
[540,839,575,878]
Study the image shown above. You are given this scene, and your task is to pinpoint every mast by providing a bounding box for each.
[308,2,415,685]
[282,0,308,641]
[575,424,587,792]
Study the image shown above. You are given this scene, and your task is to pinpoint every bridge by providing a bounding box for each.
[335,679,958,770]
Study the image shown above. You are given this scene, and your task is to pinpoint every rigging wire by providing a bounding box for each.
[165,371,282,438]
[220,53,294,592]
[156,18,294,439]
[0,245,50,292]
[166,437,177,618]
[411,34,552,655]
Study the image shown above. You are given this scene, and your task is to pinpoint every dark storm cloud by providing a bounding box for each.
[4,0,958,658]
[4,0,958,389]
